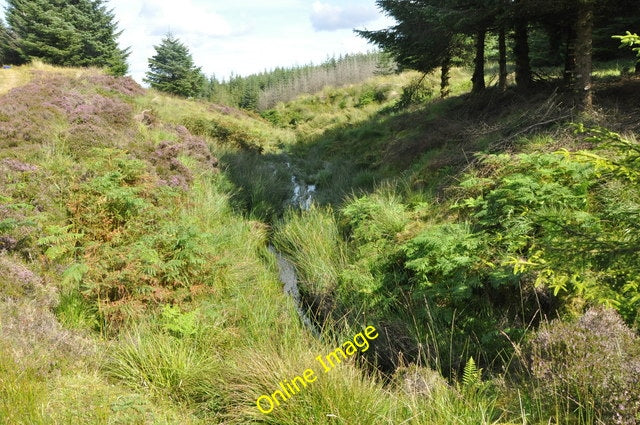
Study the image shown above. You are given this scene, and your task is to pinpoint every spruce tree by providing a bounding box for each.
[357,1,462,98]
[6,0,75,64]
[0,19,22,65]
[5,0,129,75]
[358,0,497,96]
[63,0,130,75]
[360,0,639,103]
[144,34,205,97]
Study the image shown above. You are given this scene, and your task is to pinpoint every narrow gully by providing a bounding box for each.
[270,174,319,337]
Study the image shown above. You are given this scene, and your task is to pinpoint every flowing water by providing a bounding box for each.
[271,173,320,336]
[269,246,320,337]
[287,162,316,210]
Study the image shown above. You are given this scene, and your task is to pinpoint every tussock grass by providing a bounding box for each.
[104,328,223,412]
[273,206,347,295]
[0,348,48,425]
[46,371,201,425]
[222,333,504,425]
[0,66,30,95]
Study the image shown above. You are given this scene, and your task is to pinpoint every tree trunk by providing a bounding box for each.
[563,27,576,86]
[499,27,507,91]
[514,20,532,89]
[575,0,593,110]
[440,53,451,98]
[472,29,486,93]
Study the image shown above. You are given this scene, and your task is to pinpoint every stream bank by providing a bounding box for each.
[270,176,417,374]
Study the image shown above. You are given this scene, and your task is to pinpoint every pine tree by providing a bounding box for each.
[63,0,130,75]
[358,0,500,96]
[0,19,23,65]
[357,1,463,98]
[5,0,129,75]
[144,34,205,97]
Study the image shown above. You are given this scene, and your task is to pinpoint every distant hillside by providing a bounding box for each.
[204,52,392,111]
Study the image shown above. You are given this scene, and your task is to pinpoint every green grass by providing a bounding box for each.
[133,90,295,154]
[1,60,639,425]
[0,348,48,425]
[273,206,347,296]
[104,327,223,412]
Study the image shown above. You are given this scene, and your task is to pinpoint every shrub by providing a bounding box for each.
[0,254,56,306]
[395,76,434,109]
[0,297,94,375]
[529,307,640,424]
[86,74,144,97]
[0,76,65,145]
[402,223,484,303]
[341,190,409,245]
[457,144,640,326]
[0,195,38,256]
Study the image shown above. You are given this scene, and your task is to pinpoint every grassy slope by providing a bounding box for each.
[0,65,305,424]
[2,59,639,424]
[268,64,640,423]
[0,65,519,425]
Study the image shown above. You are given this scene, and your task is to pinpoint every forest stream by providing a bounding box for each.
[270,173,320,337]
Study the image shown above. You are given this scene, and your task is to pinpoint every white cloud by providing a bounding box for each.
[0,0,394,83]
[310,1,378,31]
[108,0,240,83]
[137,0,233,38]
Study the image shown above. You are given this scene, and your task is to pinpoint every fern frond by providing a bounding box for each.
[462,356,481,389]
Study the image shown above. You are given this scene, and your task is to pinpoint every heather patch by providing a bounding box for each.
[529,307,640,424]
[172,124,219,168]
[86,73,145,97]
[50,91,132,128]
[50,89,134,151]
[0,298,95,373]
[0,72,138,150]
[151,141,193,189]
[0,254,93,374]
[0,160,49,256]
[1,158,39,172]
[0,254,55,306]
[0,79,65,146]
[151,126,218,189]
[0,199,38,255]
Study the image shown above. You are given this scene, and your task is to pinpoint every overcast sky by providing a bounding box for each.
[0,0,393,83]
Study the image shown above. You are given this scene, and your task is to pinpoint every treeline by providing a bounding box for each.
[201,52,391,111]
[359,0,640,108]
[0,0,128,75]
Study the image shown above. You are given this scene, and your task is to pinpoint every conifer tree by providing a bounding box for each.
[64,0,130,75]
[6,0,76,65]
[357,1,463,98]
[362,0,638,102]
[144,34,205,98]
[575,0,594,109]
[359,0,501,96]
[5,0,129,75]
[0,19,22,65]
